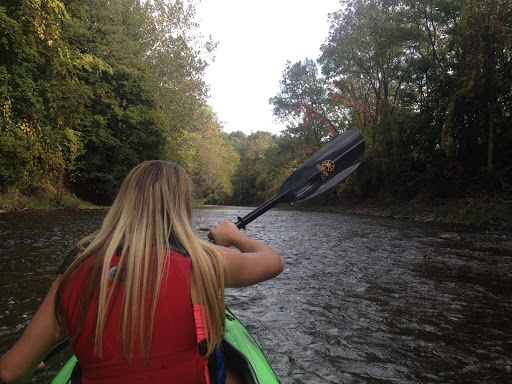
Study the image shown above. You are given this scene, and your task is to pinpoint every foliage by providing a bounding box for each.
[443,0,512,180]
[268,0,512,205]
[1,0,511,211]
[0,0,218,204]
[183,107,239,204]
[227,131,313,205]
[0,189,98,211]
[60,0,214,204]
[0,0,84,194]
[270,59,340,144]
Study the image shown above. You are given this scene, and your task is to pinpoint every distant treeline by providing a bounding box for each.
[1,0,511,207]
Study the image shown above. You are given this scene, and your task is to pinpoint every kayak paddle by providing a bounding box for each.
[235,129,365,229]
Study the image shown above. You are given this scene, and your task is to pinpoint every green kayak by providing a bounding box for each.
[51,307,279,384]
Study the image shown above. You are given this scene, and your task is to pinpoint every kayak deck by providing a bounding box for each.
[51,308,279,384]
[223,308,279,383]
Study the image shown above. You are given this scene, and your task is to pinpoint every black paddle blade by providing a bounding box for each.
[234,130,365,229]
[278,130,365,203]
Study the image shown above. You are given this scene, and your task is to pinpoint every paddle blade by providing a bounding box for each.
[234,130,365,229]
[277,130,365,203]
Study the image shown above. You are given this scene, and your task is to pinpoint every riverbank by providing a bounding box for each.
[0,191,100,212]
[2,191,511,226]
[313,194,512,226]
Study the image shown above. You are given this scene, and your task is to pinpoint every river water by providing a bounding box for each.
[1,208,511,383]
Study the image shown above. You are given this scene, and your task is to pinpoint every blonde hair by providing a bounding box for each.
[56,161,225,361]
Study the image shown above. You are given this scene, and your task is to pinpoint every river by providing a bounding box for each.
[1,208,511,383]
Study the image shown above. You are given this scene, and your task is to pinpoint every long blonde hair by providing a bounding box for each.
[56,161,225,361]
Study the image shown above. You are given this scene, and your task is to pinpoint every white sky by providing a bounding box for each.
[196,0,341,135]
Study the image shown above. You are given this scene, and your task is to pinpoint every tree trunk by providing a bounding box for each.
[487,106,495,175]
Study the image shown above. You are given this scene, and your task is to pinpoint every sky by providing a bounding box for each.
[195,0,341,135]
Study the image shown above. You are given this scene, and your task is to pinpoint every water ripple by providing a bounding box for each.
[1,209,511,383]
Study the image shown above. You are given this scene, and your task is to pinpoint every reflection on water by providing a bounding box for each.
[1,209,511,383]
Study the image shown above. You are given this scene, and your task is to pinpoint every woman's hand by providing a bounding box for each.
[208,221,284,288]
[207,220,241,247]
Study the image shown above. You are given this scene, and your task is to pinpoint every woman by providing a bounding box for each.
[0,160,284,383]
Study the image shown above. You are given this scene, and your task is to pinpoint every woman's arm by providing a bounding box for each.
[0,276,65,384]
[208,221,284,288]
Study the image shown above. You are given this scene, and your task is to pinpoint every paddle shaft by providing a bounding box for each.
[235,193,283,229]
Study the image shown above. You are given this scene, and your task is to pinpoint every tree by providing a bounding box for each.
[228,131,276,205]
[320,0,417,151]
[56,0,157,202]
[184,107,239,204]
[443,0,512,182]
[270,59,340,143]
[142,0,217,165]
[59,0,214,203]
[0,0,85,195]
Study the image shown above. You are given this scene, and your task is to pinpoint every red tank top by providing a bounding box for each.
[62,250,205,384]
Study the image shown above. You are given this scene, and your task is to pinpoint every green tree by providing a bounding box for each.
[184,107,239,204]
[270,59,340,145]
[60,0,213,203]
[142,0,216,166]
[57,0,157,202]
[443,0,512,184]
[0,0,84,195]
[229,131,276,205]
[319,0,417,151]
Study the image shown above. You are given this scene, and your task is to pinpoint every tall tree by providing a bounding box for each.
[270,59,340,144]
[398,0,464,186]
[142,0,216,164]
[229,131,275,205]
[60,0,213,203]
[58,0,159,202]
[319,0,416,151]
[184,107,239,204]
[443,0,512,181]
[0,0,85,195]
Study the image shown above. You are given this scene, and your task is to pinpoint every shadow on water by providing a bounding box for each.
[1,208,511,383]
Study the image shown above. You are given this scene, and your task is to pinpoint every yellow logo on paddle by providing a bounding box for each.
[316,160,335,180]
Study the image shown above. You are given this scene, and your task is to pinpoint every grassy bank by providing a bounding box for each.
[386,201,512,224]
[0,190,99,211]
[321,195,512,225]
